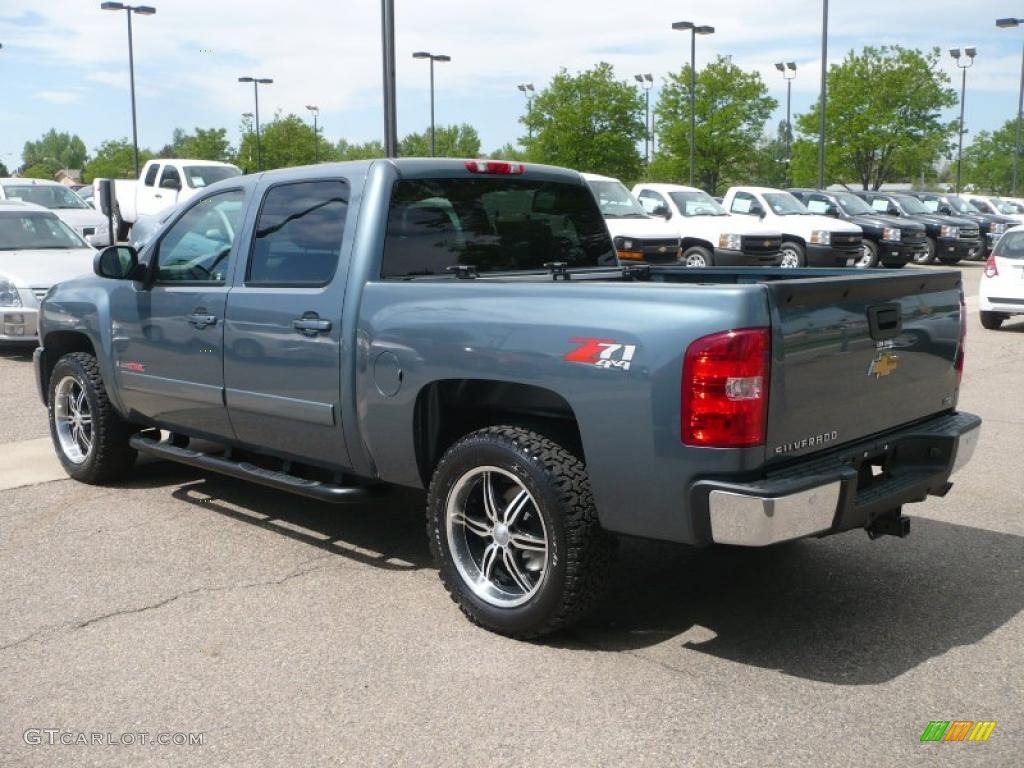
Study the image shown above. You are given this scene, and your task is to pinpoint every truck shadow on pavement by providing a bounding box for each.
[565,519,1024,685]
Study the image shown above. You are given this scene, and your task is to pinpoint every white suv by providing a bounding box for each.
[980,224,1024,330]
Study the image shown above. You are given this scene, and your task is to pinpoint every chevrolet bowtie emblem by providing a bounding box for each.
[658,246,667,253]
[868,351,899,378]
[764,240,773,247]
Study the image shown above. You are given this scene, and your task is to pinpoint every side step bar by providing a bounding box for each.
[129,435,386,504]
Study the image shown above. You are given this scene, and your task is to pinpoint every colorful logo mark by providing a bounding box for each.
[920,721,996,742]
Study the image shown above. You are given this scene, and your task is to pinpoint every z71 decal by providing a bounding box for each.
[565,337,636,371]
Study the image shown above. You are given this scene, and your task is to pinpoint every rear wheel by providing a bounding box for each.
[427,426,615,639]
[681,245,714,268]
[980,311,1005,330]
[914,237,937,265]
[856,240,879,268]
[779,241,805,268]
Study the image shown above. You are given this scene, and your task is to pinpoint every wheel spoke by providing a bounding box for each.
[509,531,546,553]
[79,428,92,455]
[502,489,531,526]
[502,549,532,593]
[75,388,87,414]
[478,543,499,583]
[451,512,492,539]
[78,413,92,426]
[482,472,500,523]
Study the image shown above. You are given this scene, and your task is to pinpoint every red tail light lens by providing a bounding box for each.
[984,255,999,278]
[955,298,966,385]
[465,160,525,175]
[682,328,770,448]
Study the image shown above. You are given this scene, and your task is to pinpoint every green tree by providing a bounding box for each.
[400,124,482,158]
[962,119,1018,194]
[0,161,9,177]
[488,143,528,161]
[160,127,234,161]
[22,128,88,174]
[336,138,385,161]
[82,139,154,182]
[651,55,776,194]
[747,121,791,188]
[236,112,333,170]
[20,163,57,180]
[522,62,645,181]
[791,46,957,189]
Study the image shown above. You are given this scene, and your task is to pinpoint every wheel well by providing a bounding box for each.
[40,331,96,395]
[413,379,583,486]
[681,237,715,253]
[781,236,806,248]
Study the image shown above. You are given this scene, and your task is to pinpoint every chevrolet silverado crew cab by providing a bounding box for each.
[910,191,1017,261]
[722,186,863,268]
[854,191,980,266]
[34,159,980,639]
[582,173,682,264]
[631,183,782,267]
[788,188,926,269]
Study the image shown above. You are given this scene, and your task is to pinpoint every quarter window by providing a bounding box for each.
[247,180,349,286]
[144,164,160,187]
[155,190,245,284]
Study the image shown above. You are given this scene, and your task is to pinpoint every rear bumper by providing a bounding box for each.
[690,411,981,546]
[714,248,781,266]
[806,243,861,267]
[979,294,1024,314]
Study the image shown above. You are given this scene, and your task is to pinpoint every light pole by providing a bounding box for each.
[997,18,1024,195]
[672,21,715,187]
[775,62,797,185]
[100,3,156,178]
[634,74,654,165]
[517,83,535,140]
[412,51,451,156]
[950,47,977,194]
[238,76,273,171]
[818,0,828,188]
[306,105,320,163]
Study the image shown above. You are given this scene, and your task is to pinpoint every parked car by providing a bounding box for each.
[631,183,782,267]
[910,192,1016,261]
[0,178,110,247]
[979,224,1024,329]
[722,186,862,267]
[94,158,242,241]
[0,200,96,343]
[853,191,980,265]
[75,185,96,209]
[582,173,682,264]
[787,188,926,268]
[965,194,1024,224]
[33,158,979,639]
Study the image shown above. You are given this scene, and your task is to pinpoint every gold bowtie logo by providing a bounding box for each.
[868,351,899,378]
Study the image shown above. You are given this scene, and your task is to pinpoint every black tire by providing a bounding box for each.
[914,237,937,265]
[779,241,805,268]
[426,425,616,639]
[856,240,879,268]
[681,245,714,268]
[980,311,1005,330]
[47,352,137,483]
[938,256,961,265]
[882,260,906,269]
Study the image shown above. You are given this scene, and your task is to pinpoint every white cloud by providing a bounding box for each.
[34,89,83,104]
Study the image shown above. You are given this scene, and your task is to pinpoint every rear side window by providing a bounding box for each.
[995,230,1024,260]
[144,164,160,186]
[248,180,349,286]
[381,178,615,278]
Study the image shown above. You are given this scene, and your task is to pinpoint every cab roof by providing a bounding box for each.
[0,199,51,212]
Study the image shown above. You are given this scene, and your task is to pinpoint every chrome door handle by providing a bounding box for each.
[292,314,332,336]
[188,312,217,329]
[154,194,163,199]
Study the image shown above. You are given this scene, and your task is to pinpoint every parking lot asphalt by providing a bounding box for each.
[1,263,1021,767]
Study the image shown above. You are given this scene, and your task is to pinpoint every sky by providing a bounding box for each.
[1,0,1023,169]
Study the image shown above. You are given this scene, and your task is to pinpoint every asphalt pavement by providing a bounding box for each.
[0,263,1020,767]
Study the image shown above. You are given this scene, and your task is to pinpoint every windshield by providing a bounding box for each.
[0,212,89,249]
[184,165,242,188]
[832,192,874,216]
[763,191,809,215]
[947,196,980,214]
[586,180,648,218]
[2,183,90,210]
[894,194,928,214]
[994,197,1024,214]
[668,190,728,216]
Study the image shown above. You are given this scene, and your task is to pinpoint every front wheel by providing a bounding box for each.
[427,426,615,639]
[779,241,805,268]
[856,240,879,268]
[914,237,937,265]
[48,352,137,483]
[681,246,714,268]
[980,311,1005,330]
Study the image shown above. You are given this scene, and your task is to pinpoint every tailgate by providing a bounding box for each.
[764,270,963,464]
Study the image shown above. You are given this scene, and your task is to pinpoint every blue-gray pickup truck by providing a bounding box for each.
[34,159,981,638]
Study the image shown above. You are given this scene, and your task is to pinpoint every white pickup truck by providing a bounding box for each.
[95,158,241,240]
[582,173,682,264]
[722,186,863,268]
[632,182,783,267]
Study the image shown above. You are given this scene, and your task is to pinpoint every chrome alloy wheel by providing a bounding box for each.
[54,375,93,464]
[683,251,709,267]
[779,247,801,268]
[856,244,875,268]
[445,466,549,608]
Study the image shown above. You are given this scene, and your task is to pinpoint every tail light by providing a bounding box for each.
[984,254,999,277]
[955,298,966,386]
[465,160,525,175]
[682,328,770,448]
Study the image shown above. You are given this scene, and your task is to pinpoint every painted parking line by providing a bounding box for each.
[0,437,66,491]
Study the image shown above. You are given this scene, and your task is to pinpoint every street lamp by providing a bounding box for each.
[306,105,320,163]
[672,21,715,187]
[517,83,535,140]
[818,0,828,189]
[412,51,451,156]
[950,47,977,194]
[775,62,797,185]
[238,77,272,171]
[997,18,1024,194]
[100,3,156,178]
[634,74,654,165]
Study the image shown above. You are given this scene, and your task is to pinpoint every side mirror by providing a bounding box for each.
[938,204,953,216]
[94,245,141,280]
[887,204,900,216]
[749,202,765,218]
[160,177,182,191]
[824,203,839,217]
[653,203,671,219]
